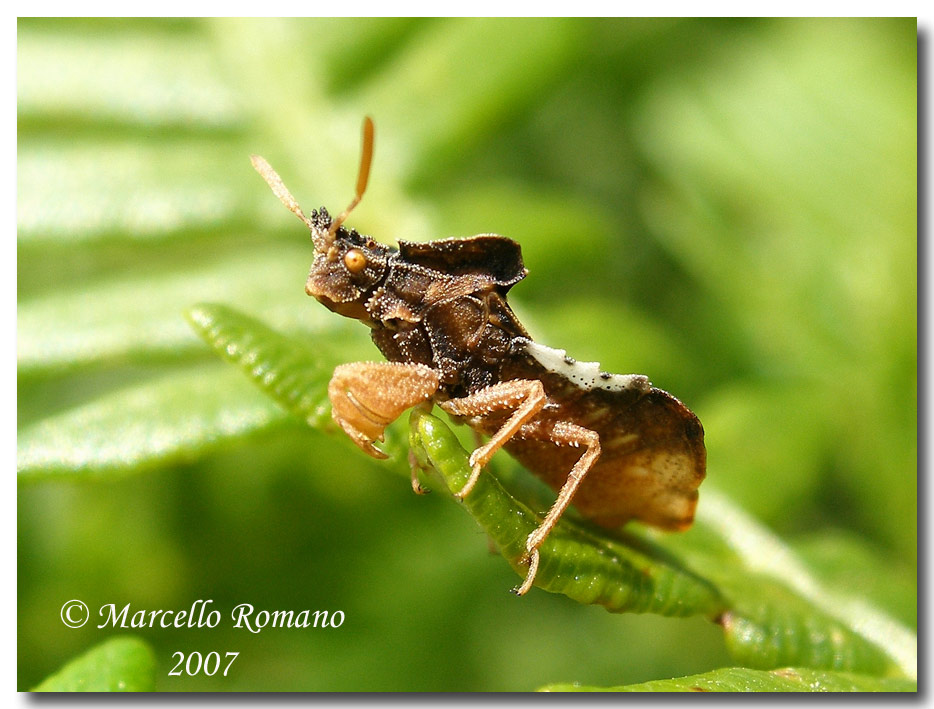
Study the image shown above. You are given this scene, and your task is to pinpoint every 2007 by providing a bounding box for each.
[169,651,239,677]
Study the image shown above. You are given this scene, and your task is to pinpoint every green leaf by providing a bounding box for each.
[184,302,915,679]
[18,18,916,692]
[18,364,287,480]
[662,491,916,678]
[18,245,320,377]
[409,408,724,616]
[540,666,916,692]
[187,302,415,460]
[32,636,156,692]
[18,22,241,129]
[185,303,723,617]
[187,303,330,427]
[185,302,413,463]
[409,410,915,678]
[17,139,251,245]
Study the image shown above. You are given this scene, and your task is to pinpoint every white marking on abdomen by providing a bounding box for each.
[522,340,651,393]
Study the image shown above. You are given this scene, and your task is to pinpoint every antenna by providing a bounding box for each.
[250,154,313,231]
[328,116,375,237]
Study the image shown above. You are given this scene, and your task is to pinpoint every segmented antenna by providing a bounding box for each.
[328,116,375,238]
[250,154,313,231]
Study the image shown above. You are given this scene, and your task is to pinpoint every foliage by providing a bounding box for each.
[18,18,915,691]
[186,305,915,685]
[541,667,916,692]
[32,637,156,692]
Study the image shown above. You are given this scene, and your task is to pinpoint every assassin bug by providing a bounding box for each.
[251,118,706,595]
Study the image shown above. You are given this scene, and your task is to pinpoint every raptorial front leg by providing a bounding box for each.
[511,420,601,596]
[328,362,440,459]
[438,379,546,499]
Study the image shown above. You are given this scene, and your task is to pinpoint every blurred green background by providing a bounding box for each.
[18,18,916,691]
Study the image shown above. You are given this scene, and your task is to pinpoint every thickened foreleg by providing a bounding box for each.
[328,362,440,459]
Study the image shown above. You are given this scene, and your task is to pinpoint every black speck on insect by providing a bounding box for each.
[600,371,611,380]
[563,356,576,365]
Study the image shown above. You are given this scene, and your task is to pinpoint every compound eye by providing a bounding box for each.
[343,248,367,274]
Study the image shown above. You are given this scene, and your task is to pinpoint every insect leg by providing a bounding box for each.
[328,362,440,459]
[512,420,601,596]
[438,379,546,499]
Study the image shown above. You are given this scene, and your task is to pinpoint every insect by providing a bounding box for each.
[251,118,706,596]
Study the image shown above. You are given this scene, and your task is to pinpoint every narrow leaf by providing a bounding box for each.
[410,409,915,677]
[186,303,407,459]
[18,139,251,244]
[18,364,287,480]
[661,490,916,678]
[187,302,333,427]
[409,408,724,617]
[540,666,917,693]
[19,27,241,128]
[32,636,156,692]
[18,245,317,376]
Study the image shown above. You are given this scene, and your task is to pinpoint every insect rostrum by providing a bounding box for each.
[251,118,706,596]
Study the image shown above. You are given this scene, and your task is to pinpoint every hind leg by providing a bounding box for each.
[511,420,601,596]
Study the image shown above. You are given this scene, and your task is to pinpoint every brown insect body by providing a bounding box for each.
[251,119,705,596]
[494,360,705,531]
[302,207,527,398]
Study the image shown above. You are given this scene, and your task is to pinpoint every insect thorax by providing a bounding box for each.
[367,272,528,399]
